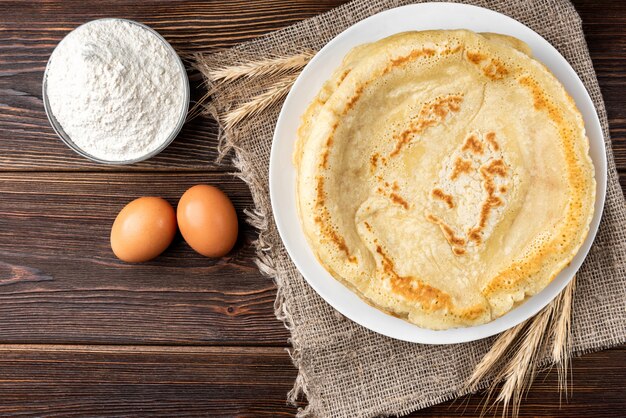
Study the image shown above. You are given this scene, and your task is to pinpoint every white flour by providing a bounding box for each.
[46,19,186,162]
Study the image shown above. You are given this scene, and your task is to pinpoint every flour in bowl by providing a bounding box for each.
[45,19,187,162]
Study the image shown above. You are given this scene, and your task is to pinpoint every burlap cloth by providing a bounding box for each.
[201,1,626,416]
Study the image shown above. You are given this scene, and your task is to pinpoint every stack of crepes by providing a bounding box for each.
[295,30,595,330]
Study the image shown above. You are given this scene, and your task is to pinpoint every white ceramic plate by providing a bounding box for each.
[269,2,607,344]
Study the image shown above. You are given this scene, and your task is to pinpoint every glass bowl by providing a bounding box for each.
[42,18,190,165]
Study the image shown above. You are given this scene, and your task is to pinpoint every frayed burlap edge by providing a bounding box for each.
[200,98,316,415]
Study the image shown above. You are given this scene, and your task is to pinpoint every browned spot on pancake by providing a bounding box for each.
[369,153,379,173]
[467,52,509,80]
[344,85,364,113]
[467,159,508,243]
[462,134,484,154]
[390,192,409,209]
[317,225,355,262]
[482,159,507,177]
[468,229,482,244]
[363,221,372,232]
[467,229,481,245]
[466,51,486,63]
[478,193,501,227]
[314,176,356,263]
[375,245,451,310]
[426,214,466,247]
[518,76,565,124]
[480,195,503,227]
[450,157,472,180]
[374,179,408,209]
[442,44,463,56]
[311,97,325,108]
[326,225,357,263]
[432,188,455,209]
[461,304,487,320]
[315,176,325,207]
[452,248,466,256]
[337,69,351,84]
[391,130,414,158]
[485,132,500,150]
[499,186,508,193]
[319,122,338,169]
[389,48,436,69]
[390,95,463,157]
[483,59,508,80]
[320,150,330,169]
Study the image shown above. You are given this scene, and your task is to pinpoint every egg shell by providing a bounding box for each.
[110,197,177,263]
[177,185,238,257]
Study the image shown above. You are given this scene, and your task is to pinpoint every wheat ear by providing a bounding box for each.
[208,51,314,84]
[186,89,213,122]
[466,321,525,392]
[494,302,555,417]
[222,73,298,130]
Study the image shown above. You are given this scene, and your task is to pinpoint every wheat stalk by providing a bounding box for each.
[208,51,314,84]
[495,302,554,417]
[192,51,312,126]
[222,73,299,130]
[550,277,576,401]
[186,89,213,123]
[466,321,525,392]
[467,278,575,417]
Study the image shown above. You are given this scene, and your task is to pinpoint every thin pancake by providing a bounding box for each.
[295,30,595,330]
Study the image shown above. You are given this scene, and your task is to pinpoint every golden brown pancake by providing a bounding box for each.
[295,30,595,329]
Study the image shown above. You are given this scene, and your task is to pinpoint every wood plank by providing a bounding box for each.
[0,172,288,345]
[577,0,626,189]
[0,345,297,417]
[0,344,622,417]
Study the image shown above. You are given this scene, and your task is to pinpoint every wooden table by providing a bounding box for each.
[0,1,624,416]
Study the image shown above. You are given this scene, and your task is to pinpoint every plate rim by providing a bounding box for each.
[269,2,607,344]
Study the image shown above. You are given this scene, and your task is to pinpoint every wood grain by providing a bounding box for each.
[0,261,53,286]
[0,345,622,417]
[0,0,624,416]
[0,172,289,345]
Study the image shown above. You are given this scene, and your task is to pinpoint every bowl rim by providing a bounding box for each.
[42,17,190,165]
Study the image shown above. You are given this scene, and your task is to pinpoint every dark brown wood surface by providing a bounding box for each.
[0,0,624,416]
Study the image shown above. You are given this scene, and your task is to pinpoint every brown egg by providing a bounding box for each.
[177,185,238,257]
[110,197,177,263]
